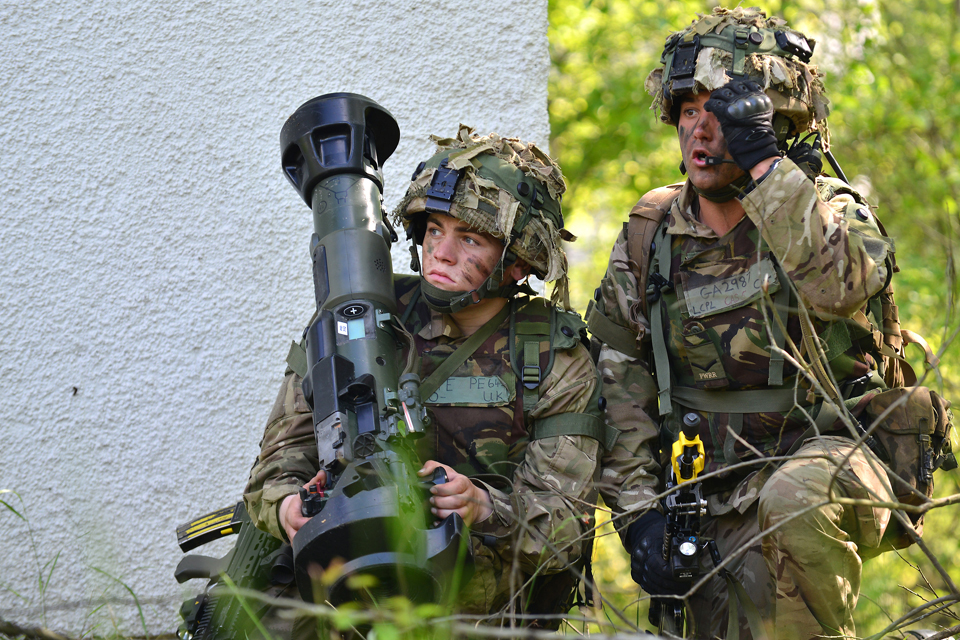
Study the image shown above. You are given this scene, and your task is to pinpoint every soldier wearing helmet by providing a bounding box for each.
[586,7,900,640]
[245,126,650,630]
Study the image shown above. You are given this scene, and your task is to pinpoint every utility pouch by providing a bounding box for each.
[858,387,956,547]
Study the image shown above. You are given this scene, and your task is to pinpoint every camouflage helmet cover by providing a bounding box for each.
[393,125,574,308]
[645,7,831,144]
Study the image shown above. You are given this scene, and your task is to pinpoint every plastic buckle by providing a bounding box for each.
[522,365,541,390]
[842,373,871,400]
[646,272,674,305]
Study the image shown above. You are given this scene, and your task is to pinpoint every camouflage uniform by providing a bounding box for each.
[592,159,897,639]
[245,274,651,620]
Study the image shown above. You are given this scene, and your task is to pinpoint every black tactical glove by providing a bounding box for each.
[786,138,824,181]
[625,511,687,595]
[704,80,779,172]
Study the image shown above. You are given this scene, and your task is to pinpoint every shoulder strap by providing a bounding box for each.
[649,218,674,416]
[627,183,684,318]
[583,185,682,357]
[584,298,643,358]
[511,298,620,450]
[510,297,556,418]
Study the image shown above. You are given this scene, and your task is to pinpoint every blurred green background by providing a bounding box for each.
[549,0,960,635]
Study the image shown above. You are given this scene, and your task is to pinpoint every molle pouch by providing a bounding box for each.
[674,254,781,390]
[859,387,956,545]
[680,320,729,389]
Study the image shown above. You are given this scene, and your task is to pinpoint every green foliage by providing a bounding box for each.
[0,491,163,640]
[1,490,57,628]
[550,0,960,635]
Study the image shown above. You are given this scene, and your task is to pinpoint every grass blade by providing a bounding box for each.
[90,567,148,640]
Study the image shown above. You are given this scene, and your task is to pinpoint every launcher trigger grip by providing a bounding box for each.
[419,467,449,490]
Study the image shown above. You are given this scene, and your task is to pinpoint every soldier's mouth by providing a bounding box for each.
[691,150,710,167]
[426,270,456,285]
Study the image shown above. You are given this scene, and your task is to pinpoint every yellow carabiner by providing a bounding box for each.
[671,430,705,483]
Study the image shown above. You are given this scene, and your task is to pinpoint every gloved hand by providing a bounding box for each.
[704,79,779,172]
[625,511,688,595]
[786,138,824,181]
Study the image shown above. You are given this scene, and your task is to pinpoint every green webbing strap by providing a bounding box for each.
[531,413,620,452]
[584,298,643,358]
[671,386,802,414]
[510,298,556,419]
[671,385,805,466]
[651,221,674,416]
[733,27,749,75]
[767,261,791,387]
[784,394,870,457]
[521,338,540,414]
[285,340,308,379]
[419,303,512,403]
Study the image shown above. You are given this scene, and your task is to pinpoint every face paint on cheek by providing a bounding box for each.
[461,257,486,288]
[678,125,690,148]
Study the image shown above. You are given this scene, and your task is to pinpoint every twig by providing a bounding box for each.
[924,623,960,640]
[0,617,75,640]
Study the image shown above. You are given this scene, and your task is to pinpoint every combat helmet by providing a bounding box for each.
[393,125,573,314]
[645,7,831,149]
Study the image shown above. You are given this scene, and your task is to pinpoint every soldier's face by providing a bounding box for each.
[421,213,504,292]
[676,92,746,191]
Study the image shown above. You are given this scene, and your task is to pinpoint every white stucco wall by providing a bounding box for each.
[0,0,549,634]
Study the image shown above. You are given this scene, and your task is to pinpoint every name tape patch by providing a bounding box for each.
[426,376,511,406]
[683,257,780,318]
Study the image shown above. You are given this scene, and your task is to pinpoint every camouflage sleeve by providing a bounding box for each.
[471,342,601,575]
[243,372,318,541]
[742,158,890,318]
[596,345,663,535]
[591,225,664,537]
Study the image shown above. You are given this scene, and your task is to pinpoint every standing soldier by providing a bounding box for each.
[585,7,937,640]
[244,126,648,632]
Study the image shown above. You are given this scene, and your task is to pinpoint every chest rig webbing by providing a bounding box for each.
[287,284,618,452]
[587,178,916,462]
[587,183,882,465]
[639,190,800,454]
[648,206,804,458]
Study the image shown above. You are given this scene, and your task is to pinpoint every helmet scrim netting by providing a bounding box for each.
[393,125,574,309]
[645,6,831,147]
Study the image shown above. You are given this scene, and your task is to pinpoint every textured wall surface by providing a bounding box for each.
[0,0,549,633]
